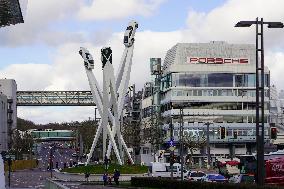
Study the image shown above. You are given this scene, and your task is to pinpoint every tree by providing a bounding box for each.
[147,113,165,162]
[11,130,34,159]
[183,131,206,167]
[121,118,141,154]
[76,120,98,154]
[17,118,37,131]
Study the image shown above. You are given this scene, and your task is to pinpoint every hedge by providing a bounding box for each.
[131,177,284,189]
[62,164,148,174]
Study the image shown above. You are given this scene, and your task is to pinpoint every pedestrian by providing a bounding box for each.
[108,173,112,185]
[104,155,109,170]
[113,169,120,185]
[103,173,108,185]
[85,172,90,182]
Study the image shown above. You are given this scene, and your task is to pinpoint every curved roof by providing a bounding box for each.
[162,41,256,74]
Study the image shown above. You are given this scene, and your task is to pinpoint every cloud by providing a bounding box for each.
[2,29,183,123]
[4,0,284,124]
[0,63,52,90]
[77,0,166,21]
[18,106,97,124]
[266,51,284,90]
[185,0,284,48]
[0,0,83,46]
[182,0,284,92]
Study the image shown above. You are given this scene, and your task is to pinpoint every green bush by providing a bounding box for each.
[131,177,284,189]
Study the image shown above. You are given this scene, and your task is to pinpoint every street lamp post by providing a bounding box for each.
[169,117,174,179]
[179,107,184,180]
[235,18,283,186]
[49,145,55,178]
[204,122,212,168]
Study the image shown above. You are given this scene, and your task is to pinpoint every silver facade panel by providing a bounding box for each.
[0,79,17,129]
[0,94,7,152]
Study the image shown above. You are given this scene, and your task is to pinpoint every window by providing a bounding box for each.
[208,73,233,87]
[143,147,149,154]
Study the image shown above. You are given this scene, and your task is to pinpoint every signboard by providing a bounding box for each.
[168,139,174,147]
[5,154,15,160]
[187,57,249,64]
[150,58,161,75]
[169,146,175,152]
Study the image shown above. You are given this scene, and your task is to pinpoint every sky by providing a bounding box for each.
[1,0,284,124]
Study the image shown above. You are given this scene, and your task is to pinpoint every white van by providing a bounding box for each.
[148,162,188,179]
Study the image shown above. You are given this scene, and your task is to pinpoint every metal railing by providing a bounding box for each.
[17,91,95,106]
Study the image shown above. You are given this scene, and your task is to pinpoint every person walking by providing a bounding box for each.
[103,173,108,185]
[113,169,120,185]
[108,173,112,185]
[104,155,109,170]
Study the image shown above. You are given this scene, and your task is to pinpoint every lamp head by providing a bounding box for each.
[235,21,254,27]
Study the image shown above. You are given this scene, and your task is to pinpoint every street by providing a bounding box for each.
[7,141,80,189]
[10,169,48,189]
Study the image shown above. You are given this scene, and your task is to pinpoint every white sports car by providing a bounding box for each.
[123,21,138,47]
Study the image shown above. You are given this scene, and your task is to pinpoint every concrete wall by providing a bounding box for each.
[45,179,69,189]
[0,94,7,152]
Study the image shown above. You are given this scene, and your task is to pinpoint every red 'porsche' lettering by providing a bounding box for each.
[188,57,249,64]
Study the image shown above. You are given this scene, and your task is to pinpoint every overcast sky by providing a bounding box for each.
[1,0,284,124]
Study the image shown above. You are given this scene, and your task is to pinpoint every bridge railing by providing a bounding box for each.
[17,91,96,106]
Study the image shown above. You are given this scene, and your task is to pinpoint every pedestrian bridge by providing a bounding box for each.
[31,130,75,142]
[17,91,96,106]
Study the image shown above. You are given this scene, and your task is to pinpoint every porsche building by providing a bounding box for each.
[140,41,270,165]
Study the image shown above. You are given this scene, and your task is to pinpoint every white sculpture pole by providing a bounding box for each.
[106,21,138,164]
[79,20,138,165]
[79,48,121,165]
[0,155,6,189]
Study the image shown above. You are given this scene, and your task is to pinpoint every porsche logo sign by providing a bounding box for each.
[187,57,249,64]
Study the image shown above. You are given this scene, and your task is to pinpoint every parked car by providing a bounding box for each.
[202,174,228,183]
[188,171,206,181]
[72,153,78,157]
[75,162,86,167]
[229,174,255,183]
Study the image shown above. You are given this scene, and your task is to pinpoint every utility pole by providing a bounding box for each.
[179,107,184,180]
[204,122,212,168]
[49,145,54,178]
[7,157,11,187]
[170,117,174,179]
[235,18,284,186]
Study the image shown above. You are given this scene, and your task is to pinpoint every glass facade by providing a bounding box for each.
[167,89,269,98]
[166,127,265,140]
[161,73,269,90]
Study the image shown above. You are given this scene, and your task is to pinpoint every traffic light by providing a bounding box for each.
[233,131,238,139]
[220,127,226,139]
[271,127,277,140]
